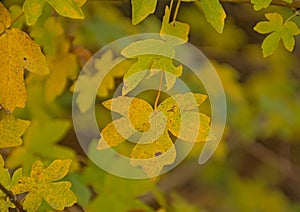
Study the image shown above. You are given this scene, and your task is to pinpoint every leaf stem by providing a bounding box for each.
[172,0,181,23]
[285,10,300,23]
[11,12,24,26]
[154,71,164,110]
[0,183,24,212]
[170,0,174,11]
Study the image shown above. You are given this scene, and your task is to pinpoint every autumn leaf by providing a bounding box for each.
[130,130,176,177]
[0,115,30,148]
[23,0,86,25]
[160,6,190,45]
[98,96,153,149]
[157,93,211,142]
[12,159,77,212]
[254,13,300,57]
[0,3,49,112]
[98,93,211,176]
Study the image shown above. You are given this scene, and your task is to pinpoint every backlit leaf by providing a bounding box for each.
[98,93,210,176]
[23,0,85,25]
[0,115,30,148]
[254,13,300,57]
[157,93,211,142]
[197,0,226,33]
[160,6,190,45]
[131,0,157,25]
[121,40,179,94]
[12,159,77,211]
[130,130,176,177]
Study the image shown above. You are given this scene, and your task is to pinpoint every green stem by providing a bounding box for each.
[172,0,181,23]
[285,10,300,23]
[154,71,164,110]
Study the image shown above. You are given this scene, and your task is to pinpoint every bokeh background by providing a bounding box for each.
[2,0,300,211]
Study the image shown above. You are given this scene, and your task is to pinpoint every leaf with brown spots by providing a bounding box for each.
[12,159,77,212]
[0,3,49,112]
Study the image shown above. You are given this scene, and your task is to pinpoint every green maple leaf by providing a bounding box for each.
[12,159,77,212]
[23,0,86,25]
[131,0,157,25]
[0,115,30,148]
[254,13,300,57]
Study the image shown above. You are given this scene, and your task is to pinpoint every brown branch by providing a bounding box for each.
[220,0,300,9]
[0,183,24,212]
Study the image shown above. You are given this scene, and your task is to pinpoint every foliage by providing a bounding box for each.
[0,0,300,211]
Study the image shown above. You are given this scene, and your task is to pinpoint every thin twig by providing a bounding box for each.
[11,12,24,25]
[172,0,182,23]
[154,71,164,110]
[0,183,24,212]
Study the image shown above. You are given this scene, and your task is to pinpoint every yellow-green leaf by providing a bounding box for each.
[23,0,85,25]
[12,159,77,211]
[197,0,226,33]
[0,115,30,148]
[160,6,190,45]
[130,130,176,177]
[0,199,15,212]
[254,13,300,57]
[157,93,211,142]
[131,0,157,25]
[0,155,10,197]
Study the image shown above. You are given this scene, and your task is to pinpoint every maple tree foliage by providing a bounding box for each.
[0,0,300,211]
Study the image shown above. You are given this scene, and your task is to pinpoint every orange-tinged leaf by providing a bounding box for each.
[0,28,49,112]
[0,115,30,148]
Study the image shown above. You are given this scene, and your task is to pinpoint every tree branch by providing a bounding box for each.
[0,183,24,212]
[220,0,300,9]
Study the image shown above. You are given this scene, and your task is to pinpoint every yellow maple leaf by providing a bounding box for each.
[0,3,49,112]
[0,115,30,148]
